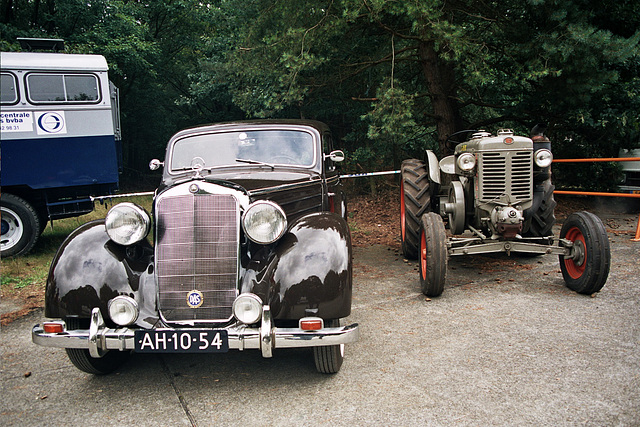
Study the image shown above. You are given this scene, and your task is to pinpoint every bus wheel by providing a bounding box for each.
[1,194,41,257]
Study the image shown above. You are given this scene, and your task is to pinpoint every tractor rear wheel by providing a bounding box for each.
[524,179,557,237]
[401,159,432,259]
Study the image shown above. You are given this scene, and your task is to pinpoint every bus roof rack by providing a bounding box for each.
[17,37,65,52]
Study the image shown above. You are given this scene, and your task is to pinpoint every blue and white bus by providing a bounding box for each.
[1,50,121,256]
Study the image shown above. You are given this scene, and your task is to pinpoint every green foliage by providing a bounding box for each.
[1,0,638,193]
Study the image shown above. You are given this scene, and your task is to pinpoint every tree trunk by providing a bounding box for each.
[1,0,14,24]
[417,39,462,155]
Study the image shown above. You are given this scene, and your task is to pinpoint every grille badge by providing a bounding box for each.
[189,183,199,193]
[187,290,204,308]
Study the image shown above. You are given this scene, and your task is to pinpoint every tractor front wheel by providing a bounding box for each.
[419,212,448,297]
[559,211,610,294]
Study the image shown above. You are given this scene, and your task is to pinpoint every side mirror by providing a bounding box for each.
[325,150,345,163]
[149,159,164,171]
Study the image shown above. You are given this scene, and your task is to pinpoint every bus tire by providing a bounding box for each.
[1,194,41,257]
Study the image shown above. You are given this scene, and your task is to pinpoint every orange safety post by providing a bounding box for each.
[633,215,640,242]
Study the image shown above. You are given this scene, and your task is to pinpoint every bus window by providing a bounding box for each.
[26,73,100,103]
[1,73,18,104]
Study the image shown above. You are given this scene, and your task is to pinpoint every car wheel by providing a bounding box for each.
[419,212,448,297]
[559,211,611,294]
[1,194,41,257]
[524,179,557,237]
[64,318,130,375]
[401,159,432,259]
[313,319,344,374]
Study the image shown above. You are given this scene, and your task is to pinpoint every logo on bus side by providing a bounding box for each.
[36,111,67,135]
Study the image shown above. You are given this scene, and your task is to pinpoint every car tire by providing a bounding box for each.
[313,319,344,374]
[419,212,448,297]
[524,179,557,237]
[559,211,611,294]
[1,194,41,257]
[64,318,130,375]
[401,159,432,259]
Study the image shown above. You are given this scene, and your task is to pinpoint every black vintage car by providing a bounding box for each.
[32,120,359,374]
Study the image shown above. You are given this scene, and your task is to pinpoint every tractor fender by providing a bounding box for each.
[425,150,441,185]
[44,220,157,327]
[241,212,352,320]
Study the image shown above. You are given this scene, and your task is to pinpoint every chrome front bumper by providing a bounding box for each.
[32,307,360,359]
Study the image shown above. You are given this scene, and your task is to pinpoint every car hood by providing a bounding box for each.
[161,169,322,193]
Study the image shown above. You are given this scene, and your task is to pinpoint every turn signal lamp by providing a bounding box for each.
[300,317,324,331]
[43,322,65,333]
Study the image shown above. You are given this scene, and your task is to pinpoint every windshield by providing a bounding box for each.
[170,129,316,172]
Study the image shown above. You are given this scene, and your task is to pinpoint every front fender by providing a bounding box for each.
[425,149,441,185]
[242,212,352,320]
[45,220,156,327]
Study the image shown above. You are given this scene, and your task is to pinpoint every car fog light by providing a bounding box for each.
[108,296,139,326]
[456,152,476,172]
[242,201,287,244]
[232,294,263,324]
[534,149,553,167]
[105,203,150,246]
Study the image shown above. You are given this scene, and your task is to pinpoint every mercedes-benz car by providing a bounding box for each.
[32,120,359,375]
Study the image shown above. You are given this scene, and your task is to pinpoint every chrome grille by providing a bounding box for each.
[478,151,532,203]
[156,193,239,323]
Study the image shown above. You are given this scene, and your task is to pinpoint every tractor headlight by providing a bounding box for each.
[232,293,263,324]
[108,296,139,326]
[457,152,476,172]
[105,203,151,245]
[534,149,553,168]
[242,201,287,244]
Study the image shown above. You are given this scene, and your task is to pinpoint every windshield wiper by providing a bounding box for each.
[235,158,275,170]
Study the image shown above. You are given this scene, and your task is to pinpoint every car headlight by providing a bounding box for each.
[534,149,553,168]
[105,203,150,245]
[108,296,139,326]
[242,200,287,244]
[232,293,263,324]
[456,152,476,172]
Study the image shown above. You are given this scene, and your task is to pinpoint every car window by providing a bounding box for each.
[171,129,316,171]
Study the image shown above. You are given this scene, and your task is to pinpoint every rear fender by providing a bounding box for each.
[45,220,156,327]
[241,212,352,320]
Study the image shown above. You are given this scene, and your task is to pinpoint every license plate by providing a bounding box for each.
[134,329,228,353]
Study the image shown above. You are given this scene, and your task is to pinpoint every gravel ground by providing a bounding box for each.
[1,209,639,426]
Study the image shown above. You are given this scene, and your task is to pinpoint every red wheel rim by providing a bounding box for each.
[420,230,427,280]
[400,180,406,241]
[564,226,586,279]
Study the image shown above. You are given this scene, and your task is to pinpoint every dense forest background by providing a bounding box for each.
[2,0,639,192]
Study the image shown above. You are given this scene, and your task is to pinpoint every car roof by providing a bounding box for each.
[172,119,330,139]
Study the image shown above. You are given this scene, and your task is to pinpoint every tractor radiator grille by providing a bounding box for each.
[478,151,532,203]
[156,193,239,323]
